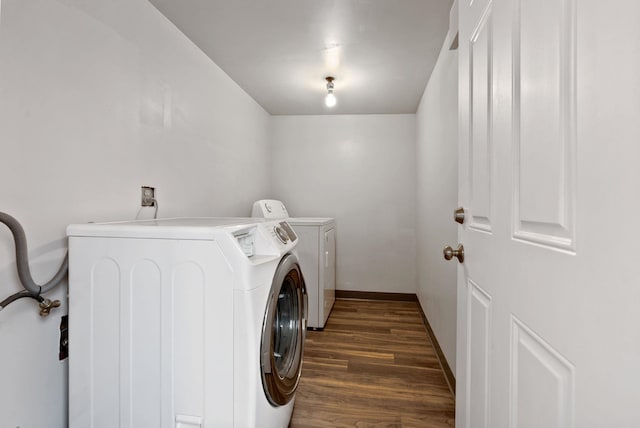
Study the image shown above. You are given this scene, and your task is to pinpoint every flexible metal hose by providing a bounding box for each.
[0,211,68,294]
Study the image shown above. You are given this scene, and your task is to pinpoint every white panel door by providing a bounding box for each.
[456,0,640,426]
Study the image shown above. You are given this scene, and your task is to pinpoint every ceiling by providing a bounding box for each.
[148,0,453,115]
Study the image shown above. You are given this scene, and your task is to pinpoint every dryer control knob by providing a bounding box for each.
[274,226,289,244]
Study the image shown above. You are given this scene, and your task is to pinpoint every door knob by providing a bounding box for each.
[454,207,465,224]
[443,244,464,263]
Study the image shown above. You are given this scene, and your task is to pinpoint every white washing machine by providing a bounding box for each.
[252,200,336,329]
[67,217,307,428]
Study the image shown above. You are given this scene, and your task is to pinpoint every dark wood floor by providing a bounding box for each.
[290,299,455,428]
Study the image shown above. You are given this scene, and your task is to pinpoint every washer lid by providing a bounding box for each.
[286,217,335,226]
[67,217,266,239]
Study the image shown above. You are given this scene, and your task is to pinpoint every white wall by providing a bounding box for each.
[0,0,270,426]
[271,115,417,294]
[415,36,459,372]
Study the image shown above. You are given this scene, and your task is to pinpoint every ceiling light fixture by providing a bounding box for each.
[325,76,336,107]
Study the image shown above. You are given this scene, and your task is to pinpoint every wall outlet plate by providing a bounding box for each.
[141,186,155,207]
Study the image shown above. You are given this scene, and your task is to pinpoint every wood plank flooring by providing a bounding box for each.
[290,299,455,428]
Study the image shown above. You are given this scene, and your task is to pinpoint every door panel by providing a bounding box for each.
[510,316,575,428]
[467,280,491,428]
[469,4,493,232]
[513,0,576,251]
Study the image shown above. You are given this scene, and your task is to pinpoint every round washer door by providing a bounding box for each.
[260,253,308,406]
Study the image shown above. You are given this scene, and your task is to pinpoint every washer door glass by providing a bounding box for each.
[261,254,307,406]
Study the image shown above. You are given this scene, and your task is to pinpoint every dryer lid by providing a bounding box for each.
[252,199,289,219]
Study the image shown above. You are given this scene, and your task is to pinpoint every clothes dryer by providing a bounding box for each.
[252,200,336,329]
[67,217,307,428]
